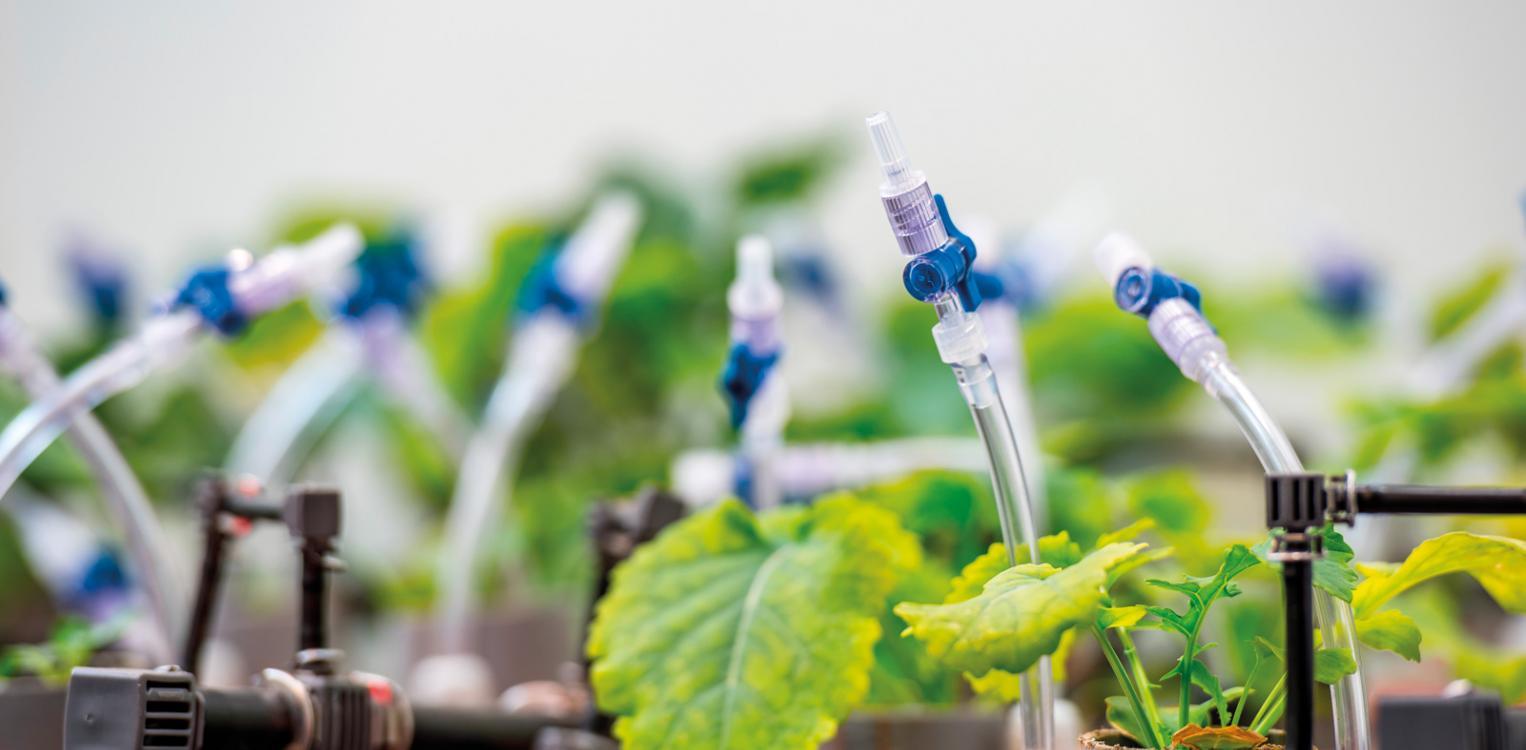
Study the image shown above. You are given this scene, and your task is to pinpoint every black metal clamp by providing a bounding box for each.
[1265,471,1526,750]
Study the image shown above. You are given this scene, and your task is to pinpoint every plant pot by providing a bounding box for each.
[1078,728,1296,749]
[0,680,67,750]
[823,707,1008,749]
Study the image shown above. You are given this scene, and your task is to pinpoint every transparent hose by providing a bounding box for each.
[358,313,472,460]
[1200,360,1371,750]
[0,312,180,663]
[982,302,1047,531]
[224,328,365,484]
[951,352,1053,750]
[436,316,578,652]
[0,311,203,500]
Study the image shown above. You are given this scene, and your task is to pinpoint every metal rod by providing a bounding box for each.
[1284,551,1315,750]
[1355,484,1526,515]
[182,481,231,673]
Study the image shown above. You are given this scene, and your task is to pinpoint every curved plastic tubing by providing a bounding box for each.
[1201,362,1371,750]
[224,328,366,484]
[0,311,203,501]
[951,349,1054,750]
[435,316,579,653]
[0,314,180,663]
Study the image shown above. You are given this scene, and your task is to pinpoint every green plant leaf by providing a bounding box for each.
[1315,647,1359,684]
[1099,605,1149,630]
[895,542,1149,679]
[587,495,920,750]
[943,533,1084,603]
[1354,532,1526,618]
[1354,609,1422,662]
[1253,525,1359,602]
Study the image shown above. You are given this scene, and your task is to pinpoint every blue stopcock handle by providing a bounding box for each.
[339,228,430,320]
[515,235,588,325]
[172,266,247,335]
[719,343,779,430]
[901,194,982,312]
[68,251,129,329]
[1113,266,1203,319]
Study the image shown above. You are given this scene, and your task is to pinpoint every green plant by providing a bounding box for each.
[895,529,1358,750]
[0,618,119,686]
[587,494,920,750]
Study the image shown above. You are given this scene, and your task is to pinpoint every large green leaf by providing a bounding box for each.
[587,495,920,750]
[1352,532,1526,661]
[1354,532,1526,618]
[894,542,1149,679]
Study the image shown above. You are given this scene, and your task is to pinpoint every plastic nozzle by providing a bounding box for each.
[1094,232,1154,288]
[728,235,783,320]
[555,191,643,306]
[230,223,365,316]
[866,112,923,197]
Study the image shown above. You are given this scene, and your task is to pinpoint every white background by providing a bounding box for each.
[3,0,1525,331]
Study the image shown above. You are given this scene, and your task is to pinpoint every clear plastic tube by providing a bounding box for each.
[357,312,471,459]
[937,294,1053,750]
[950,348,1053,750]
[435,316,578,652]
[980,300,1048,531]
[0,224,364,500]
[0,310,203,500]
[225,327,366,483]
[0,311,179,664]
[1200,360,1371,750]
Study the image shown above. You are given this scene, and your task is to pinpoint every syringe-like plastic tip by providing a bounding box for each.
[1094,232,1154,288]
[729,234,782,318]
[866,111,919,195]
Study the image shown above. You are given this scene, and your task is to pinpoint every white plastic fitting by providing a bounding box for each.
[931,307,988,365]
[231,223,364,316]
[728,235,783,352]
[553,191,643,307]
[1094,231,1153,289]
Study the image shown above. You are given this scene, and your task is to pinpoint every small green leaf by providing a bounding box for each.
[1096,518,1157,547]
[1355,609,1422,662]
[1098,605,1149,630]
[1315,647,1359,684]
[1104,695,1152,746]
[896,542,1149,678]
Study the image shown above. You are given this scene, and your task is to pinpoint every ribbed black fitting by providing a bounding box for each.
[1265,473,1329,532]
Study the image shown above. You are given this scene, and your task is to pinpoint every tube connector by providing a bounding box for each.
[866,112,948,257]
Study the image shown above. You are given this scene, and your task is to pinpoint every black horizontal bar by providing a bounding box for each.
[1356,484,1526,516]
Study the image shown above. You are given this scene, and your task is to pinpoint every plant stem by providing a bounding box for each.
[1249,673,1287,735]
[1117,629,1163,732]
[1094,624,1165,749]
[1177,633,1196,730]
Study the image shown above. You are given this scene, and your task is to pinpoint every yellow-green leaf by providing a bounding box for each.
[1355,609,1422,662]
[895,542,1148,680]
[1354,532,1526,617]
